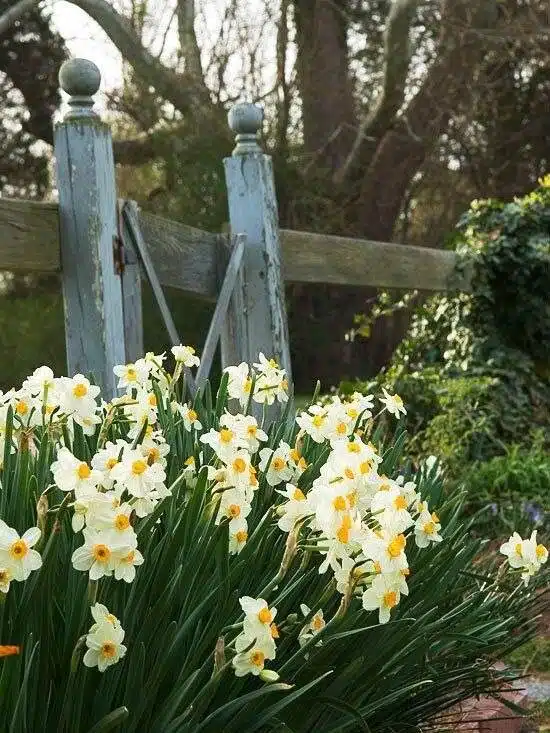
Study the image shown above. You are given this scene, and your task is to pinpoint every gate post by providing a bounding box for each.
[223,103,292,391]
[54,59,125,398]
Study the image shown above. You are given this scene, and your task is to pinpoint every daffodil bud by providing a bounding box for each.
[36,493,49,534]
[259,669,279,683]
[214,636,225,673]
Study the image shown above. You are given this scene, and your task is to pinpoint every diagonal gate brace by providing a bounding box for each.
[195,233,245,388]
[121,200,246,397]
[121,200,197,396]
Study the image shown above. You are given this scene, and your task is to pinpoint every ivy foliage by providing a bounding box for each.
[343,177,550,482]
[459,179,550,369]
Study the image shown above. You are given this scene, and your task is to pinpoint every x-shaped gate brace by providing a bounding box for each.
[119,200,245,398]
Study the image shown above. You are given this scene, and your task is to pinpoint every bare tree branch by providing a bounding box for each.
[275,0,291,155]
[0,0,210,115]
[335,0,421,183]
[176,0,205,85]
[356,0,502,239]
[157,5,178,60]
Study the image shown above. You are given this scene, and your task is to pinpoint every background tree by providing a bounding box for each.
[0,0,548,390]
[0,0,66,198]
[0,0,65,309]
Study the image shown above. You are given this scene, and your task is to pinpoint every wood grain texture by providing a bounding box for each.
[0,200,473,293]
[54,118,126,398]
[119,202,144,363]
[0,199,60,271]
[123,202,197,396]
[196,234,245,389]
[280,229,472,292]
[138,210,219,301]
[0,200,220,299]
[223,153,293,380]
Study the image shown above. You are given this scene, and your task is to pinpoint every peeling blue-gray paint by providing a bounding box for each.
[54,109,125,398]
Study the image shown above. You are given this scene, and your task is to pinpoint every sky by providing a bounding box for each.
[50,2,127,102]
[47,0,282,112]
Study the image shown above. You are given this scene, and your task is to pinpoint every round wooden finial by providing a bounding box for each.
[228,103,263,155]
[59,58,101,118]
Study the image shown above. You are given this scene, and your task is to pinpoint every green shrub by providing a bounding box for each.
[359,177,550,457]
[460,438,550,538]
[0,353,547,731]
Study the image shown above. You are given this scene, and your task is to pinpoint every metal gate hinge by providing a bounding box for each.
[113,234,125,275]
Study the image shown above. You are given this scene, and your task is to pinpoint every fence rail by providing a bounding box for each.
[0,198,471,296]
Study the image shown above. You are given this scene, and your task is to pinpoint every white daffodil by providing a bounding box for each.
[329,437,381,476]
[91,440,129,490]
[289,447,308,479]
[321,398,355,445]
[71,489,115,533]
[298,604,325,647]
[347,392,374,421]
[114,547,144,583]
[333,554,371,595]
[219,450,255,491]
[51,447,103,495]
[362,528,409,574]
[83,620,126,672]
[500,532,525,569]
[22,365,56,396]
[362,573,402,624]
[379,388,406,418]
[252,354,289,405]
[200,427,248,462]
[232,635,276,677]
[113,361,151,392]
[223,362,253,408]
[0,522,42,582]
[414,510,443,548]
[109,448,166,499]
[57,375,100,420]
[371,486,414,535]
[10,389,42,428]
[0,567,13,594]
[73,410,102,436]
[89,603,121,633]
[239,596,278,641]
[171,344,200,368]
[177,403,202,432]
[139,431,170,468]
[311,479,359,536]
[296,405,329,443]
[219,413,268,454]
[259,443,294,486]
[501,530,548,585]
[215,488,252,528]
[229,519,248,555]
[276,484,310,532]
[87,501,135,536]
[71,528,134,581]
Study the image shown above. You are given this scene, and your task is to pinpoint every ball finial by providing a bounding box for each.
[59,58,101,118]
[228,103,263,155]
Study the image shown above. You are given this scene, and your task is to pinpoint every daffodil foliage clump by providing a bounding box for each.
[0,349,547,732]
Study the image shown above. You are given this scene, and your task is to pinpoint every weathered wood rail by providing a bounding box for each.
[0,57,472,398]
[0,199,470,295]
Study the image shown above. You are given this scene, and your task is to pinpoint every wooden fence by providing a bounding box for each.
[0,58,472,398]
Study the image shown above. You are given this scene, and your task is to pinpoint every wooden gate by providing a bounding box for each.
[0,58,472,400]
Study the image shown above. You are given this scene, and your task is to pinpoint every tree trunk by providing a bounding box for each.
[290,0,408,391]
[294,0,356,172]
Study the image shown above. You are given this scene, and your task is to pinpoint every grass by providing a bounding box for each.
[506,638,550,676]
[531,700,550,730]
